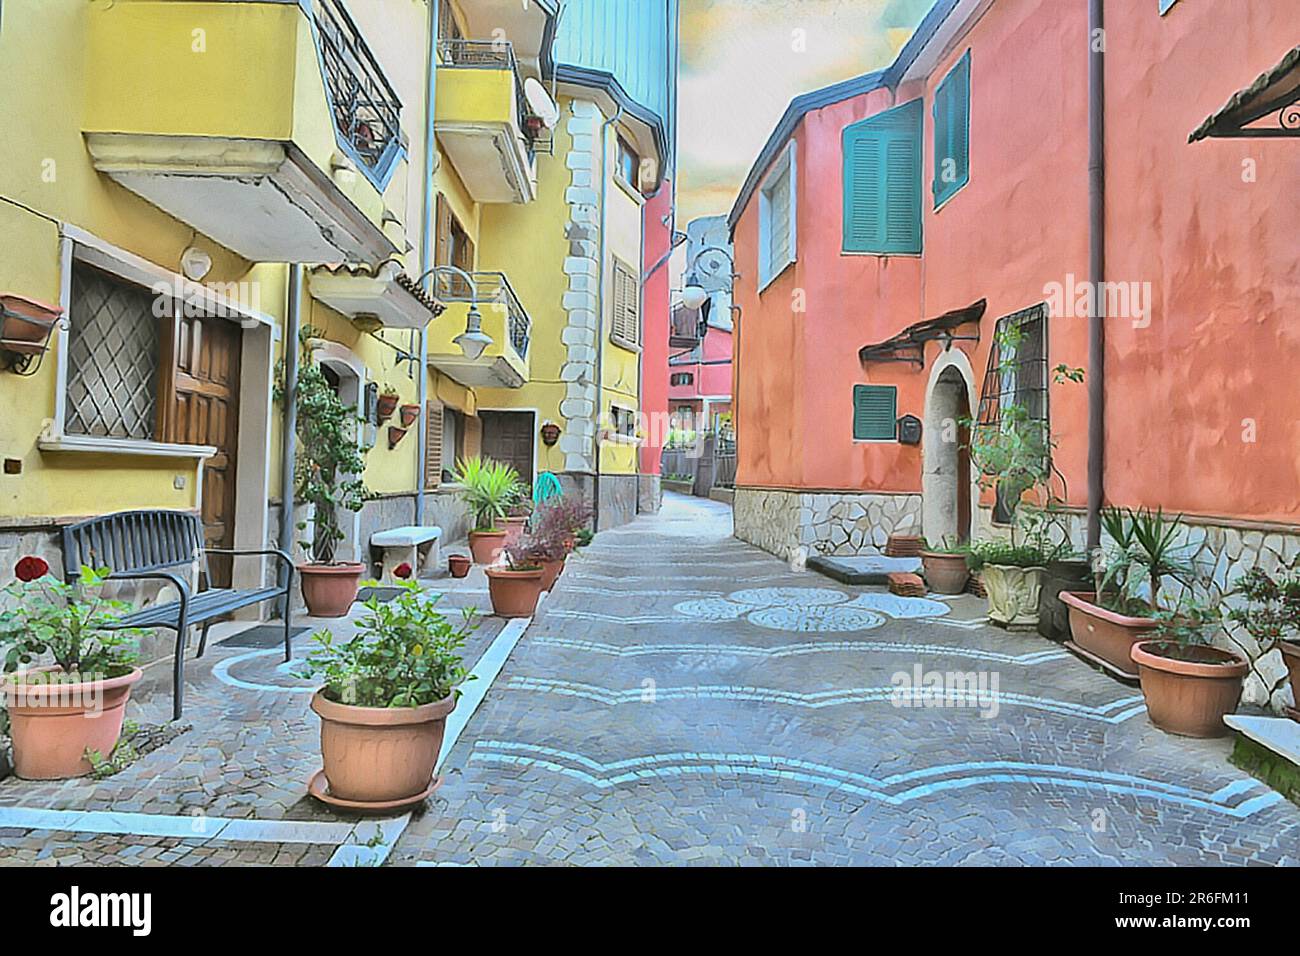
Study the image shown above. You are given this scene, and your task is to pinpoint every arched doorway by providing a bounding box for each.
[923,357,977,545]
[313,342,367,563]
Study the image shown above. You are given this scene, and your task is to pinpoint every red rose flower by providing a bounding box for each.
[394,562,413,580]
[15,555,50,582]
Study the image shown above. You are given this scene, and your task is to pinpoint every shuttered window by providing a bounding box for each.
[842,99,923,255]
[852,385,898,441]
[758,142,797,289]
[933,51,971,208]
[610,257,640,348]
[424,399,444,489]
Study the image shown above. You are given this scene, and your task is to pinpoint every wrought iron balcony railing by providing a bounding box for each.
[434,270,532,361]
[436,38,553,156]
[313,0,403,178]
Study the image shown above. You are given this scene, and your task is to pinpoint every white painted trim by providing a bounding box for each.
[37,429,217,460]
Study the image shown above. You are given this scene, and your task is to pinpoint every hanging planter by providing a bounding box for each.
[376,391,400,422]
[0,294,63,375]
[387,426,408,450]
[399,403,421,428]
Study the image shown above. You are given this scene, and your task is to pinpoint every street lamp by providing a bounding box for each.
[679,244,735,312]
[415,264,493,359]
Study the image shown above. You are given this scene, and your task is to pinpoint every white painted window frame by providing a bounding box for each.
[758,140,798,292]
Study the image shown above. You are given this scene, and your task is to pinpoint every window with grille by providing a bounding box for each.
[65,263,162,441]
[610,257,640,348]
[759,142,797,288]
[975,304,1049,523]
[610,405,636,438]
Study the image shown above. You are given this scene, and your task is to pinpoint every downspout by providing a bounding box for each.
[591,103,624,532]
[1086,0,1105,550]
[278,263,303,611]
[415,0,440,528]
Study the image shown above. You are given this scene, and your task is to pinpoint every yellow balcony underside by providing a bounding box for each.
[83,0,397,263]
[428,301,528,389]
[436,68,536,205]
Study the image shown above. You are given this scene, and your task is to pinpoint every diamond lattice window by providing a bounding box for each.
[65,264,161,441]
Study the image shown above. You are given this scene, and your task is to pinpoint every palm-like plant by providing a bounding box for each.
[1099,507,1194,613]
[453,457,522,532]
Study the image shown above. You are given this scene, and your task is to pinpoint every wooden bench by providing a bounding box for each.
[61,510,294,720]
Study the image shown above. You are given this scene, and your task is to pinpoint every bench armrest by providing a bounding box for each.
[108,569,193,599]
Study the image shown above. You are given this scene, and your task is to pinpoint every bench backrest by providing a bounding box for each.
[61,510,204,581]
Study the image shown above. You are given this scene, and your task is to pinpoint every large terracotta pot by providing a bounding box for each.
[1131,641,1247,738]
[468,530,508,565]
[920,552,969,595]
[311,690,455,804]
[298,562,364,618]
[1280,641,1300,721]
[540,556,566,592]
[503,516,529,549]
[982,564,1046,630]
[486,566,544,618]
[1061,591,1159,679]
[3,667,143,779]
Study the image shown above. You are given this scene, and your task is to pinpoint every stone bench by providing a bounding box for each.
[370,526,442,582]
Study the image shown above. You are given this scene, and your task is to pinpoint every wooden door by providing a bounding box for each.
[480,411,534,492]
[163,315,241,587]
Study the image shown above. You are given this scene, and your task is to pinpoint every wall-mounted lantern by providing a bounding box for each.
[540,420,562,447]
[0,294,63,376]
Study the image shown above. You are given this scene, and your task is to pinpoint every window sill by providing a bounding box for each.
[613,175,646,205]
[609,335,641,354]
[758,256,795,294]
[38,431,217,460]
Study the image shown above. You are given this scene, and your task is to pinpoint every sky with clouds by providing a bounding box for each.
[676,0,932,225]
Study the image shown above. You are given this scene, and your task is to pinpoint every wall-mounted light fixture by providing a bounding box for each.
[414,265,494,360]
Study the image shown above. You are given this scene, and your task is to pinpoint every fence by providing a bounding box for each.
[660,435,736,496]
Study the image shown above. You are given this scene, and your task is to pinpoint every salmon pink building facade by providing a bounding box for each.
[730,0,1299,703]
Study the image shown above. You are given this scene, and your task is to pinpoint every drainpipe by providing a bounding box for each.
[591,104,624,532]
[415,0,440,528]
[1086,0,1105,550]
[278,263,303,613]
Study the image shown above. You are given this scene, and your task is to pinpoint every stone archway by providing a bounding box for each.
[923,353,979,546]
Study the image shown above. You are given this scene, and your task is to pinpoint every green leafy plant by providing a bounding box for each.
[965,538,1050,571]
[1097,507,1194,615]
[0,560,141,681]
[275,326,369,564]
[1143,594,1227,663]
[298,580,477,708]
[84,720,141,779]
[453,456,523,532]
[1228,559,1300,699]
[920,536,969,556]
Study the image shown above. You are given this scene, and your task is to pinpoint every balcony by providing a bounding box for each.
[435,40,547,204]
[83,0,405,263]
[428,272,531,388]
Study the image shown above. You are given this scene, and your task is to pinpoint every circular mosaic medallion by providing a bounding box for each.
[674,598,755,621]
[728,587,848,608]
[748,605,886,633]
[841,592,951,619]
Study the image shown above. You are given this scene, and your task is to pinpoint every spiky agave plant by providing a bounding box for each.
[452,457,522,532]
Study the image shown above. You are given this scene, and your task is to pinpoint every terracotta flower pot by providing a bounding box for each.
[1131,640,1247,738]
[448,554,472,579]
[503,516,529,548]
[1061,591,1159,679]
[468,529,508,565]
[982,564,1046,630]
[298,562,365,618]
[376,393,399,422]
[486,566,544,618]
[920,552,970,595]
[3,667,143,779]
[540,556,566,592]
[311,690,456,804]
[1279,641,1300,721]
[399,403,421,428]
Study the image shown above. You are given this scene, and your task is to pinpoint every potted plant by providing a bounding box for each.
[277,328,370,617]
[0,560,144,780]
[919,537,970,595]
[298,580,476,809]
[1131,596,1248,738]
[486,540,545,618]
[1228,559,1300,721]
[447,554,472,579]
[503,495,532,549]
[1061,507,1193,679]
[967,538,1052,629]
[376,384,400,422]
[453,456,522,564]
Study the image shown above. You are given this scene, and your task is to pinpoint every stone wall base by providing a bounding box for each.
[638,474,663,515]
[733,487,922,561]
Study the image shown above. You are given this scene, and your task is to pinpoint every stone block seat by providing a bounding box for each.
[370,526,442,582]
[807,551,923,585]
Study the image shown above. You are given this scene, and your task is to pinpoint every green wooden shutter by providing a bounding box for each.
[933,51,970,207]
[842,99,922,254]
[853,385,898,441]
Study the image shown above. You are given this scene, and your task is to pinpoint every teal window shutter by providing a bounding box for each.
[853,385,898,441]
[842,99,922,254]
[933,51,970,207]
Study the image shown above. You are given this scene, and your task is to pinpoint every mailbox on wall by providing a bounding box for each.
[897,415,922,446]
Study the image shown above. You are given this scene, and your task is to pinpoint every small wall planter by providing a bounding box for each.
[399,404,421,428]
[310,690,455,809]
[983,564,1046,630]
[1131,641,1247,738]
[376,392,400,422]
[468,529,508,565]
[920,552,970,595]
[298,562,365,618]
[486,566,544,618]
[1061,591,1159,680]
[3,667,143,779]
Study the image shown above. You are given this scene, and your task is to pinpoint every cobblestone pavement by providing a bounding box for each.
[390,494,1300,866]
[0,557,502,867]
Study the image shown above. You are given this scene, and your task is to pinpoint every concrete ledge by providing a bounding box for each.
[709,486,734,506]
[808,553,923,585]
[1227,715,1300,807]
